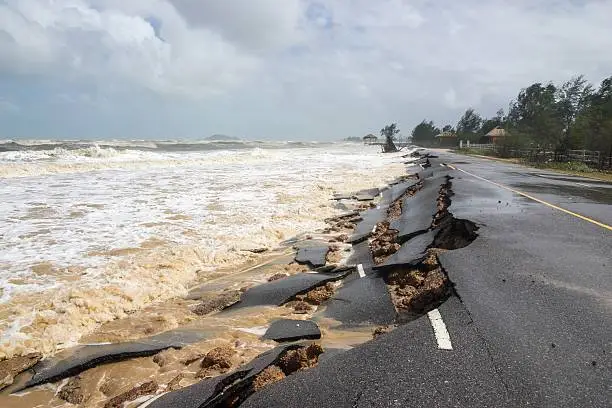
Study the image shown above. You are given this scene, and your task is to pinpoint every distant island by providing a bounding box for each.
[343,136,363,142]
[204,134,240,141]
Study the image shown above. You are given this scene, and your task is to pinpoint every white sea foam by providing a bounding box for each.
[0,142,410,358]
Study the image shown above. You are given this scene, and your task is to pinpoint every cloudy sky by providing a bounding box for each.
[1,0,612,140]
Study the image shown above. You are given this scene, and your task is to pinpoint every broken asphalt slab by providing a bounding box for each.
[373,229,437,272]
[263,319,321,342]
[390,182,440,242]
[348,207,387,244]
[321,275,397,327]
[380,179,421,206]
[147,344,302,408]
[227,269,353,310]
[295,246,330,268]
[241,297,510,408]
[14,330,206,391]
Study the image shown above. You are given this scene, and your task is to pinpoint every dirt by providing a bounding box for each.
[372,325,396,339]
[278,344,324,375]
[384,254,451,315]
[196,344,236,378]
[192,290,241,316]
[167,373,187,391]
[325,244,344,264]
[286,300,314,314]
[103,380,158,408]
[296,282,336,305]
[432,179,453,228]
[369,221,401,264]
[267,273,289,282]
[0,352,42,390]
[58,376,86,405]
[252,365,286,391]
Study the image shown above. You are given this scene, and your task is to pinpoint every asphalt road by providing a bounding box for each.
[243,152,611,408]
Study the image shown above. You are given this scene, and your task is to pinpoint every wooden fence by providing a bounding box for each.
[458,142,610,169]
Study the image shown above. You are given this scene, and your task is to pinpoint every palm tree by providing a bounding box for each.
[380,123,399,153]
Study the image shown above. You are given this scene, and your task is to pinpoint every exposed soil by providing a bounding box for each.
[295,282,336,305]
[267,273,289,282]
[372,325,396,339]
[103,380,158,408]
[252,365,286,391]
[432,178,453,228]
[285,300,314,314]
[0,352,41,390]
[58,376,86,405]
[196,344,236,378]
[277,344,324,375]
[192,290,241,316]
[387,182,423,220]
[370,221,401,264]
[384,252,451,316]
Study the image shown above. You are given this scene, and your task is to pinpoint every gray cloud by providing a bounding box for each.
[1,0,611,139]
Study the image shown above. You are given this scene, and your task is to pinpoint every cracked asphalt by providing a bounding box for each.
[242,151,611,408]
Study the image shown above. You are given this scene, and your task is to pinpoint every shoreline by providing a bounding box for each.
[1,151,414,407]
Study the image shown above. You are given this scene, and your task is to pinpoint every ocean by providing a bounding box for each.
[0,139,406,359]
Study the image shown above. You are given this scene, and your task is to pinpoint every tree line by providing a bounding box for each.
[411,75,612,158]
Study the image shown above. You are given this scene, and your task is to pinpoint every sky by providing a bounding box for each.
[1,0,612,140]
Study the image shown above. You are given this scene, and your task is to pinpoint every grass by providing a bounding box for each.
[455,149,612,182]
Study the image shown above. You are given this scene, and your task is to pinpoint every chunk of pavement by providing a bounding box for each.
[348,207,387,244]
[263,319,321,342]
[146,344,302,408]
[380,179,421,206]
[104,380,158,408]
[252,366,286,391]
[15,330,205,391]
[373,230,437,272]
[390,182,440,243]
[295,246,329,268]
[192,291,241,316]
[58,376,86,404]
[0,352,42,390]
[229,269,351,310]
[322,276,397,327]
[346,241,375,271]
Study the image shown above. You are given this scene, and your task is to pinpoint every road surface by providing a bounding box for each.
[243,151,611,408]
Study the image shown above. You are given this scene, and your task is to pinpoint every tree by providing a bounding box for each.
[556,75,593,149]
[456,108,483,142]
[573,76,612,158]
[411,120,440,145]
[480,108,506,136]
[380,123,400,152]
[442,124,454,132]
[508,83,562,148]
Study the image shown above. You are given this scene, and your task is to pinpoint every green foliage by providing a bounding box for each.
[380,123,400,152]
[456,108,483,142]
[411,120,440,145]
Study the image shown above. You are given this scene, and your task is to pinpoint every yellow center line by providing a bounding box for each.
[449,166,612,232]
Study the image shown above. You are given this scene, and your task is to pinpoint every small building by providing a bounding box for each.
[483,126,508,144]
[363,134,378,144]
[435,131,458,147]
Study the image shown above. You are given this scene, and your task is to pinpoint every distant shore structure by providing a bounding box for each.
[363,134,378,144]
[483,126,509,144]
[435,131,458,147]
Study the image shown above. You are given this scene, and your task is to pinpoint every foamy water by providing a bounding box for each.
[0,140,408,358]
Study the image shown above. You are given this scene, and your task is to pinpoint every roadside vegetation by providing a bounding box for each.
[409,74,612,171]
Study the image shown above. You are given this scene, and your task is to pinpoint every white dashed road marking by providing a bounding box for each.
[427,309,453,350]
[357,264,366,278]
